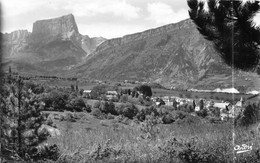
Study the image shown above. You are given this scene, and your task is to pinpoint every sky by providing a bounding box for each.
[1,0,260,39]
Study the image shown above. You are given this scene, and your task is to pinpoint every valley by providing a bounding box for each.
[1,12,260,163]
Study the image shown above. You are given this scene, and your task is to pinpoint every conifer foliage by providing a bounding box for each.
[1,76,59,162]
[187,0,260,71]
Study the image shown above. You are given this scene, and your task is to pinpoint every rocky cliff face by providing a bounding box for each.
[31,14,81,47]
[2,14,106,73]
[81,36,106,56]
[72,19,232,88]
[2,30,31,58]
[96,20,191,52]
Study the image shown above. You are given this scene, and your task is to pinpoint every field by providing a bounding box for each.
[46,111,260,163]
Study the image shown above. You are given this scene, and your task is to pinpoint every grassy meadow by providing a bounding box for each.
[44,110,260,163]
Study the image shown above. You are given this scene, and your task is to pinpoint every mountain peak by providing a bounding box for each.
[31,14,79,44]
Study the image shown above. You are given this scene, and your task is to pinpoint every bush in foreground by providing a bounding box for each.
[159,136,218,163]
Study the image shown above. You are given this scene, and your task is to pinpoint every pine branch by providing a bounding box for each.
[188,0,260,70]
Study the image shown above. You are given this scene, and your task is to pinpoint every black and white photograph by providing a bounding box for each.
[1,0,260,162]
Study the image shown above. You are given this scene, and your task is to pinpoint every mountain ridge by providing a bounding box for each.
[2,14,106,74]
[70,18,233,88]
[2,14,258,90]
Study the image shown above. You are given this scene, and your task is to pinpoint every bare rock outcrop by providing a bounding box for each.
[31,14,81,47]
[2,30,31,57]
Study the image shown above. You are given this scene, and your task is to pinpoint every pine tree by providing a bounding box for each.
[71,84,75,92]
[76,85,79,92]
[8,66,12,74]
[187,0,260,71]
[1,75,59,161]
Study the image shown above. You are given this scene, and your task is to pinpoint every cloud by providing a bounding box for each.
[1,0,190,36]
[1,0,45,17]
[1,0,141,19]
[60,0,141,20]
[147,2,188,25]
[78,23,146,38]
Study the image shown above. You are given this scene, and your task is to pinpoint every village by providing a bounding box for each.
[82,84,260,122]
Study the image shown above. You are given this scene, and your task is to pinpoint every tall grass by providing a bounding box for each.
[48,118,260,162]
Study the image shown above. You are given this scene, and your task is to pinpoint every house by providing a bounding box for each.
[107,91,118,95]
[83,90,91,94]
[213,102,231,112]
[83,90,92,98]
[106,91,118,100]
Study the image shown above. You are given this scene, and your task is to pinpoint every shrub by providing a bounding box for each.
[209,107,220,117]
[199,99,204,110]
[235,104,259,126]
[176,115,201,125]
[24,81,45,94]
[73,112,86,119]
[207,116,221,123]
[107,113,115,120]
[133,85,152,97]
[40,90,69,111]
[139,113,162,140]
[90,85,108,99]
[158,105,175,115]
[66,97,86,112]
[116,103,138,119]
[143,100,153,106]
[159,136,218,163]
[91,108,106,120]
[196,109,208,118]
[144,106,159,116]
[63,112,76,122]
[93,101,101,109]
[136,110,146,121]
[45,116,54,126]
[83,104,92,113]
[173,110,189,120]
[115,115,130,125]
[162,113,175,124]
[138,96,144,105]
[136,106,159,122]
[99,101,117,115]
[119,94,128,103]
[88,139,123,161]
[178,104,194,113]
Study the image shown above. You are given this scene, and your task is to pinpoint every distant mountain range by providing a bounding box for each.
[2,14,259,90]
[2,14,106,74]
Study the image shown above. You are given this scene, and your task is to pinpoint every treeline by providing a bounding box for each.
[3,72,78,81]
[86,84,153,103]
